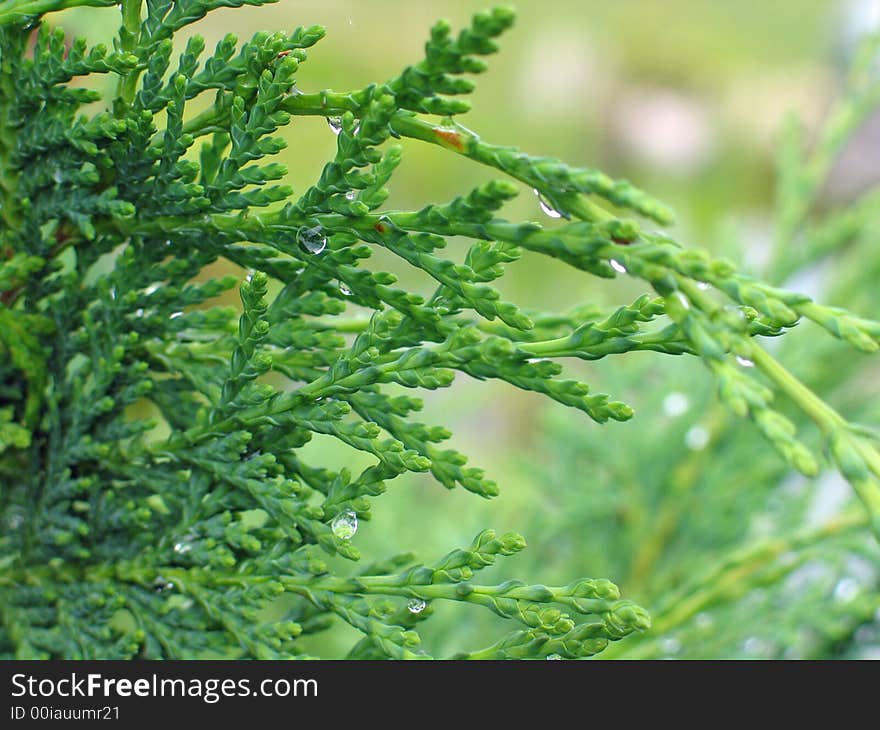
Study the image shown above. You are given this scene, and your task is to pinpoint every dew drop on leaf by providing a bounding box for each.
[685,425,709,450]
[331,509,358,540]
[345,190,357,201]
[153,577,174,592]
[736,355,754,368]
[662,392,689,417]
[660,637,681,656]
[407,598,426,614]
[610,259,627,274]
[327,116,343,135]
[741,636,773,657]
[339,281,351,296]
[173,541,192,555]
[533,188,562,218]
[834,577,860,603]
[298,225,327,254]
[546,653,562,660]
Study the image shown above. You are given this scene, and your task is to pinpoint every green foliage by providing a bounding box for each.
[0,1,879,659]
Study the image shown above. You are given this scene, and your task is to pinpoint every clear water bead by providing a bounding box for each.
[834,577,860,603]
[533,189,562,218]
[339,281,351,296]
[697,281,710,290]
[685,425,710,451]
[546,653,563,660]
[736,355,755,368]
[742,636,773,657]
[173,541,192,555]
[345,190,357,201]
[407,598,426,614]
[660,637,682,656]
[610,259,627,274]
[297,225,327,254]
[663,392,689,417]
[153,577,174,592]
[327,116,343,135]
[331,509,358,540]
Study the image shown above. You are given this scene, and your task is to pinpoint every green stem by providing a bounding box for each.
[0,0,116,27]
[115,0,142,108]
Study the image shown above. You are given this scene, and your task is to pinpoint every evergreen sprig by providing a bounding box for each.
[1,1,878,659]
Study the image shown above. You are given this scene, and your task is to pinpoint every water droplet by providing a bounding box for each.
[662,391,689,417]
[697,281,710,290]
[327,116,343,135]
[610,259,627,274]
[153,577,174,592]
[736,355,754,368]
[533,189,562,219]
[352,122,361,136]
[144,284,159,295]
[345,190,357,201]
[546,653,563,660]
[173,541,192,555]
[660,637,681,656]
[339,281,351,296]
[331,509,358,540]
[685,425,709,451]
[695,612,714,630]
[742,636,773,657]
[834,577,860,603]
[407,598,426,614]
[53,168,62,185]
[297,225,327,254]
[169,311,183,319]
[135,308,145,317]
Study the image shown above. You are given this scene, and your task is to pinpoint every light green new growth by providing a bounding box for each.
[0,0,878,659]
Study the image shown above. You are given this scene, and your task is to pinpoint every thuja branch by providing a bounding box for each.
[3,1,879,661]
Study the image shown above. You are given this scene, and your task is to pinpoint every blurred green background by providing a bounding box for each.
[61,0,880,657]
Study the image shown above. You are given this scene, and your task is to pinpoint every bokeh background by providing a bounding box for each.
[59,0,880,657]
